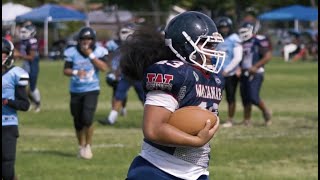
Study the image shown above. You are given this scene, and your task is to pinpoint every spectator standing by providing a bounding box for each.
[63,27,108,159]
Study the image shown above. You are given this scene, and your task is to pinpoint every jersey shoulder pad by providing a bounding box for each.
[94,46,109,57]
[106,40,119,52]
[63,46,77,61]
[229,33,242,43]
[12,66,29,86]
[143,60,194,97]
[256,35,271,48]
[256,35,267,40]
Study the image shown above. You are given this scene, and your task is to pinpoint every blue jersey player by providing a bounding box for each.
[15,22,41,112]
[2,38,30,180]
[215,17,243,128]
[120,11,226,180]
[238,22,272,126]
[99,23,144,125]
[63,27,108,160]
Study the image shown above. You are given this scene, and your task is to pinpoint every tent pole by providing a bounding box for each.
[44,19,48,57]
[11,22,16,39]
[294,19,299,32]
[85,19,90,27]
[44,16,52,57]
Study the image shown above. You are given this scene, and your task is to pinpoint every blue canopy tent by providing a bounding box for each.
[16,4,88,56]
[258,5,318,31]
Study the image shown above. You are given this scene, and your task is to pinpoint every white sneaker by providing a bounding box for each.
[77,146,85,159]
[82,144,93,160]
[34,105,41,113]
[222,121,233,128]
[120,108,127,116]
[28,104,33,111]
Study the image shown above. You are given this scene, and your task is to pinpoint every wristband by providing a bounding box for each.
[89,53,96,60]
[72,70,78,76]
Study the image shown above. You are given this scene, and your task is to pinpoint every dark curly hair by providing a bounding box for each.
[120,25,176,81]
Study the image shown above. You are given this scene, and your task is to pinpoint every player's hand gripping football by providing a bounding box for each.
[195,116,220,146]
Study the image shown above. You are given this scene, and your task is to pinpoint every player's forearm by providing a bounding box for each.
[144,123,203,147]
[20,51,37,61]
[224,45,243,73]
[63,68,76,77]
[91,58,108,72]
[142,105,203,147]
[254,51,272,68]
[6,86,30,111]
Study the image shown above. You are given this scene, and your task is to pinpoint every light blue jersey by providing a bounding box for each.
[2,66,29,126]
[216,33,242,76]
[64,46,108,93]
[105,40,121,72]
[105,39,119,52]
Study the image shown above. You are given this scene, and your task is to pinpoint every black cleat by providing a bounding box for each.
[98,118,113,125]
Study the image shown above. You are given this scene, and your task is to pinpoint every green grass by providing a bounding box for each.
[14,58,318,180]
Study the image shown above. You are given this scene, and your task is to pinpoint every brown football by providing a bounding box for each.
[168,106,218,135]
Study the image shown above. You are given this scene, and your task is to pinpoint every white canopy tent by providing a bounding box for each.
[2,2,32,36]
[2,2,32,23]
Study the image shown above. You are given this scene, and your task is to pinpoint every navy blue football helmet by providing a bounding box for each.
[19,24,36,40]
[238,22,255,41]
[216,16,233,38]
[2,38,15,68]
[77,27,96,49]
[164,11,225,74]
[119,23,138,41]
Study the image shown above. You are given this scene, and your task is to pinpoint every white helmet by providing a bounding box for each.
[238,22,255,41]
[119,23,137,41]
[19,24,36,40]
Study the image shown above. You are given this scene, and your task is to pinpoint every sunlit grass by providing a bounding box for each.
[15,58,318,179]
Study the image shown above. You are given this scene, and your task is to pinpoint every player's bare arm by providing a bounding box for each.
[143,105,218,147]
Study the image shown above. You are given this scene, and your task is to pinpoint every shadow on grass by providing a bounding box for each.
[94,111,143,129]
[22,150,75,158]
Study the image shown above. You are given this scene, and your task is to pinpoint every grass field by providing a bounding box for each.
[14,58,318,180]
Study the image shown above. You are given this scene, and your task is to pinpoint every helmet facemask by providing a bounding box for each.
[239,26,253,41]
[19,26,36,40]
[166,31,226,74]
[119,28,135,41]
[78,27,97,50]
[2,39,14,68]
